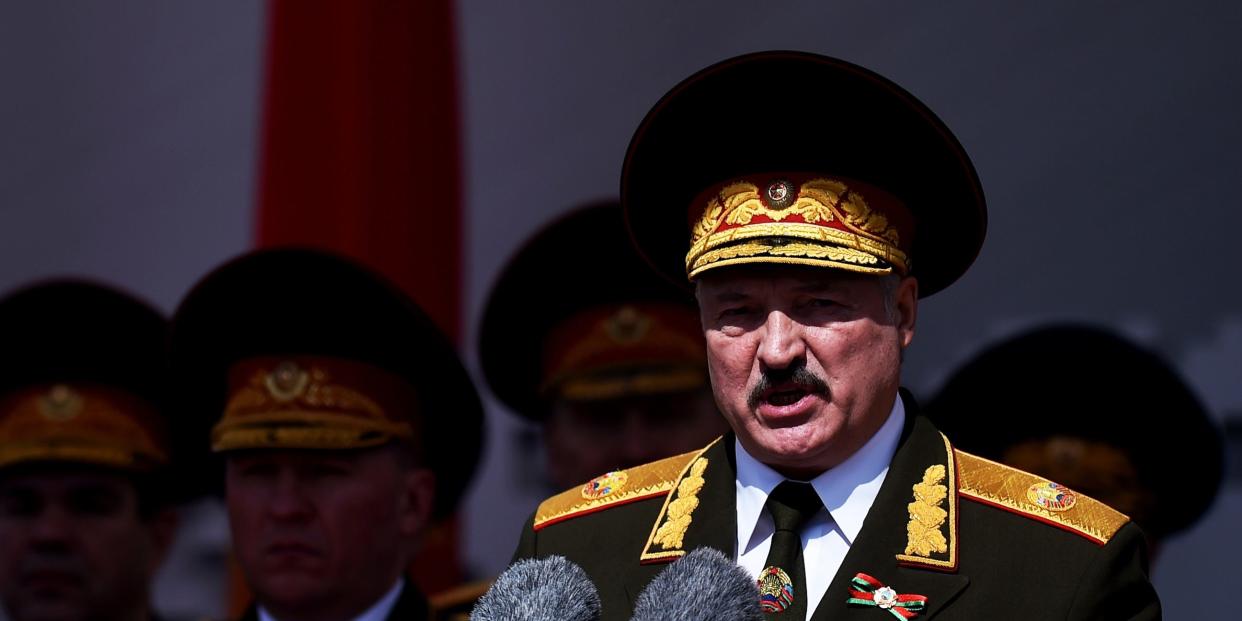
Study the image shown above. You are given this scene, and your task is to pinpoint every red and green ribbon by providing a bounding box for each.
[846,573,927,619]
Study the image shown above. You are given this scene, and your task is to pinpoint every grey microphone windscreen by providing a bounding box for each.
[630,547,762,621]
[471,555,601,621]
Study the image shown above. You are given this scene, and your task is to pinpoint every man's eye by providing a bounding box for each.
[718,306,752,318]
[0,490,41,518]
[798,296,847,312]
[235,462,278,478]
[307,462,352,478]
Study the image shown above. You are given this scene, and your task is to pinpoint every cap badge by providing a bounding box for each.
[757,566,795,613]
[38,384,83,422]
[604,306,651,344]
[580,470,628,500]
[1026,481,1077,512]
[265,361,310,402]
[764,180,796,210]
[847,573,927,618]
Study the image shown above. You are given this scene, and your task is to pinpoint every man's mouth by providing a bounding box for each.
[756,380,826,415]
[748,365,830,411]
[765,387,812,407]
[265,542,323,560]
[21,569,83,591]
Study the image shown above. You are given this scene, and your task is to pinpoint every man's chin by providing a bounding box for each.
[743,423,842,473]
[11,599,88,621]
[256,573,336,609]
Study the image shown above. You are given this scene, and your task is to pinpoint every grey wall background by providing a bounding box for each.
[0,2,1238,619]
[0,3,266,619]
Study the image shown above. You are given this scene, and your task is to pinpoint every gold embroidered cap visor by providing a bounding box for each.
[0,384,168,470]
[479,203,707,420]
[540,303,706,403]
[621,51,987,297]
[684,174,915,281]
[212,356,420,453]
[171,248,484,519]
[0,280,175,476]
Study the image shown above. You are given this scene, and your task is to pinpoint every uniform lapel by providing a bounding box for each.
[812,397,969,620]
[627,436,737,604]
[235,604,258,621]
[387,580,431,621]
[678,435,738,555]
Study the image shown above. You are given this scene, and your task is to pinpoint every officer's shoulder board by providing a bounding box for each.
[954,448,1130,545]
[428,579,491,621]
[533,448,701,530]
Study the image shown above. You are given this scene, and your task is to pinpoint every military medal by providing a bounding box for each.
[757,566,795,613]
[846,573,926,619]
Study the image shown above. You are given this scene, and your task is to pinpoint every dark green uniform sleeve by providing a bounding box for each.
[1067,522,1161,620]
[510,510,538,564]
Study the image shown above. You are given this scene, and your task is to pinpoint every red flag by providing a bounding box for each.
[255,0,462,338]
[245,0,466,609]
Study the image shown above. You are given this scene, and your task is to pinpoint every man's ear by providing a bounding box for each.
[398,468,436,538]
[897,276,918,349]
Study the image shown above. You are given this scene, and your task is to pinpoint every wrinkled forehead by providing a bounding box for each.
[222,445,410,472]
[0,463,135,492]
[695,264,884,300]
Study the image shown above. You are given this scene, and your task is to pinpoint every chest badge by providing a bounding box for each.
[757,566,795,613]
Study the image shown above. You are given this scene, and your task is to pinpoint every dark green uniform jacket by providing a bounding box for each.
[237,581,430,621]
[513,407,1159,620]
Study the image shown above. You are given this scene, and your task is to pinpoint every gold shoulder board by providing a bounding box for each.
[533,448,700,530]
[955,449,1130,545]
[428,579,492,621]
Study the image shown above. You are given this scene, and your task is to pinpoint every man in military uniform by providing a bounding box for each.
[479,202,727,491]
[170,249,484,621]
[926,323,1223,560]
[510,52,1159,620]
[0,281,181,621]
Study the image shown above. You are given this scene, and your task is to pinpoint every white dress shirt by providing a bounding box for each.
[258,578,404,621]
[735,397,905,620]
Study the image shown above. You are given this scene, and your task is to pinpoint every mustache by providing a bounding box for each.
[261,529,327,552]
[19,554,86,581]
[747,365,829,408]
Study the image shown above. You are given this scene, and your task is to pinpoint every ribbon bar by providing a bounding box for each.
[846,572,927,619]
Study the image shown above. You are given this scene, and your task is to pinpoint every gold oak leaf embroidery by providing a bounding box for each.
[766,242,880,265]
[652,457,709,550]
[904,464,949,557]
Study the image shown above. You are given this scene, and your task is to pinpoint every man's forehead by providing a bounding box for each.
[226,447,377,464]
[0,465,132,491]
[696,266,878,298]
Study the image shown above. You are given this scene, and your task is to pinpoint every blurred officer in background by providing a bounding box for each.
[170,249,484,621]
[0,281,181,621]
[478,202,726,491]
[926,323,1224,558]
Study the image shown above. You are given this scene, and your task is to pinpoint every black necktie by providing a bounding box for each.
[758,481,824,620]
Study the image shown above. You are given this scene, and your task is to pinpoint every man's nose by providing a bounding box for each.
[619,412,659,467]
[757,310,805,369]
[267,470,314,521]
[29,505,74,547]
